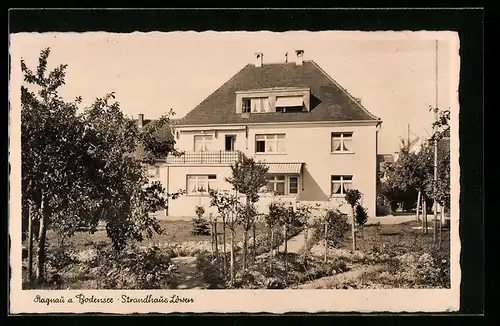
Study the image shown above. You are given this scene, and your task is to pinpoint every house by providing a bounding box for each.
[142,50,382,217]
[377,153,395,182]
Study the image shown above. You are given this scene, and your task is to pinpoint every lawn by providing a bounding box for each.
[44,220,269,251]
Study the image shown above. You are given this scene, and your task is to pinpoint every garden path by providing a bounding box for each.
[296,264,384,289]
[171,257,207,289]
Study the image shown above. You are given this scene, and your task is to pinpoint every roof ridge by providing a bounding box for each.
[178,64,252,124]
[309,60,380,121]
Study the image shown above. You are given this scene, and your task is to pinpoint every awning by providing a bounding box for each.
[275,96,303,107]
[265,163,303,174]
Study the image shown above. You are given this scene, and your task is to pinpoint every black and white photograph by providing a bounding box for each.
[9,27,461,313]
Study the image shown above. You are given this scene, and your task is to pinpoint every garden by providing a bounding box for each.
[20,47,451,291]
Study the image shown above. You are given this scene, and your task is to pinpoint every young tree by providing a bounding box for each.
[345,189,362,251]
[265,202,282,271]
[207,213,219,260]
[208,189,236,274]
[225,154,269,271]
[355,204,369,239]
[430,107,451,245]
[296,204,313,253]
[225,194,241,286]
[311,204,349,262]
[235,203,258,271]
[384,143,434,233]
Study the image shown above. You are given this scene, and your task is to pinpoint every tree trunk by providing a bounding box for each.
[284,223,288,273]
[242,229,248,271]
[324,219,328,263]
[37,197,48,283]
[269,226,274,272]
[304,225,308,252]
[252,221,256,261]
[283,223,288,254]
[439,204,444,246]
[27,202,34,283]
[210,223,215,258]
[222,217,227,274]
[433,201,438,243]
[423,196,428,234]
[230,229,235,286]
[416,190,422,221]
[351,206,357,251]
[214,222,219,262]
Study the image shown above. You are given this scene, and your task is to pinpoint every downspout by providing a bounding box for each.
[245,125,249,152]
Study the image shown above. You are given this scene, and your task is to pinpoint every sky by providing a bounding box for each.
[10,31,459,154]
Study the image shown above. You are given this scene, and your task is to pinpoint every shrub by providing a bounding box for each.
[195,251,225,289]
[310,209,350,248]
[128,246,178,289]
[91,245,178,289]
[355,204,368,227]
[191,206,210,235]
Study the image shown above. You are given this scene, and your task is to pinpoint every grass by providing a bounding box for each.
[44,220,269,251]
[340,220,451,254]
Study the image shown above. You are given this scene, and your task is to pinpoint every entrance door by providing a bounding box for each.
[225,135,236,151]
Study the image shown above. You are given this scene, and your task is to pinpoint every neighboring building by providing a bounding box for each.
[142,50,382,217]
[377,154,395,182]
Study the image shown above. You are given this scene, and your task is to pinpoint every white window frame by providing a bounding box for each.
[266,175,299,195]
[331,175,353,196]
[255,134,286,154]
[331,132,353,153]
[186,175,217,194]
[242,98,251,113]
[193,135,213,152]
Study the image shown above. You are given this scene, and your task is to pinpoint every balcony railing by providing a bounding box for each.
[166,150,242,164]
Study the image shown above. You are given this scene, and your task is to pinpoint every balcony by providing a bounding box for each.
[166,150,242,164]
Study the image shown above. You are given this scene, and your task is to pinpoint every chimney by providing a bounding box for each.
[254,52,263,67]
[295,49,304,66]
[138,113,144,129]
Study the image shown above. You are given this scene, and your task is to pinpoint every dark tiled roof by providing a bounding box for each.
[176,61,379,126]
[132,119,175,160]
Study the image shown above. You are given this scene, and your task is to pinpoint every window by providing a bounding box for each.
[187,175,217,194]
[331,175,353,195]
[147,165,160,178]
[242,99,251,113]
[275,96,304,113]
[194,135,213,152]
[225,135,236,151]
[266,175,299,195]
[255,134,286,153]
[331,132,353,152]
[251,97,271,113]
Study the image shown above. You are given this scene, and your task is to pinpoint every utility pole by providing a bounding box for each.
[433,39,439,243]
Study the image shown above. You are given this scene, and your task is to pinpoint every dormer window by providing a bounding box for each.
[236,87,311,114]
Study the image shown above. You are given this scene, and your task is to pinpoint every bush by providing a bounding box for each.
[90,245,178,289]
[195,251,225,289]
[318,209,350,248]
[191,217,210,236]
[355,204,368,227]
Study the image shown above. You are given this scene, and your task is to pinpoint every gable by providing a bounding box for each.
[177,61,379,126]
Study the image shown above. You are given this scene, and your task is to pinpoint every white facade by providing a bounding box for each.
[155,120,379,218]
